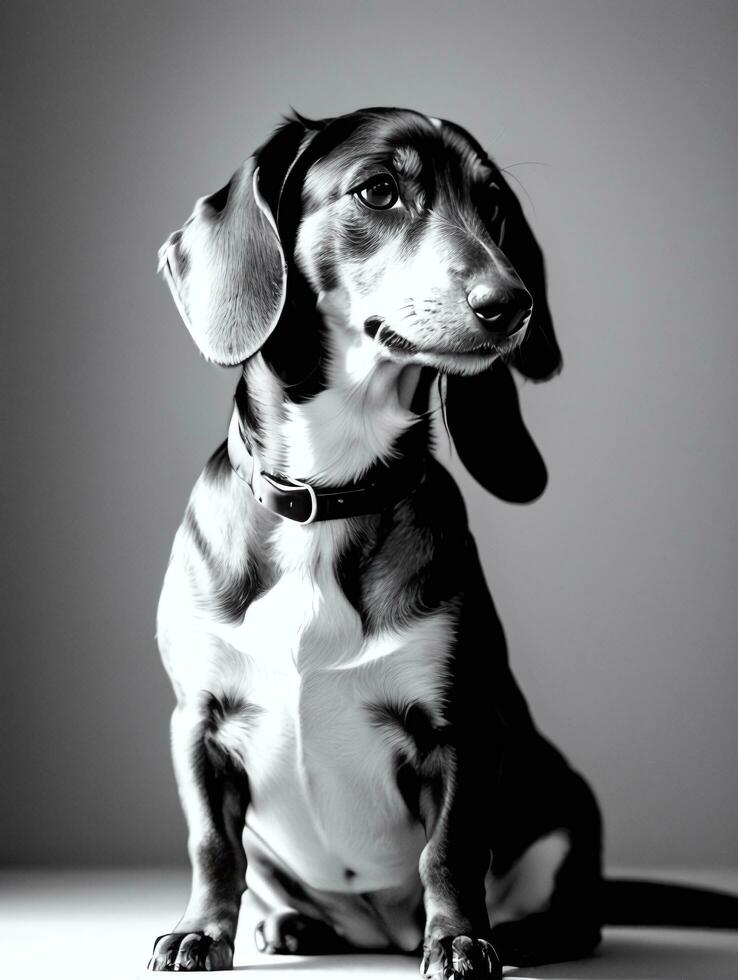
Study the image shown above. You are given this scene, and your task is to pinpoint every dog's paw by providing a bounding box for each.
[148,932,233,971]
[421,935,501,979]
[254,911,346,955]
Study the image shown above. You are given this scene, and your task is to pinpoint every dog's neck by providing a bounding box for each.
[236,317,432,488]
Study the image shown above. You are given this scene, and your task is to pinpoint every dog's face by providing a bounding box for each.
[160,107,558,378]
[293,113,532,376]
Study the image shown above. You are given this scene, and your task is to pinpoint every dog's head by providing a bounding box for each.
[160,107,561,501]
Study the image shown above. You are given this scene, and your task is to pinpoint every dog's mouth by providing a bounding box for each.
[377,325,422,355]
[374,323,512,360]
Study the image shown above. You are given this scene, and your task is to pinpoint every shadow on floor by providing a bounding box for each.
[507,930,738,980]
[233,930,738,980]
[233,953,414,975]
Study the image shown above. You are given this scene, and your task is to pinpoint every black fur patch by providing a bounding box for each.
[366,696,452,823]
[184,503,213,565]
[335,456,469,635]
[260,272,329,403]
[234,375,261,446]
[187,443,269,623]
[203,692,263,767]
[366,700,451,759]
[203,179,232,214]
[395,756,422,820]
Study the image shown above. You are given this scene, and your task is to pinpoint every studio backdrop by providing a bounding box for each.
[3,0,737,869]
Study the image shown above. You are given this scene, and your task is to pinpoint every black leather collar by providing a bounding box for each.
[227,407,426,524]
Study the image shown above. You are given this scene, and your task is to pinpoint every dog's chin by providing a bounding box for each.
[375,324,522,376]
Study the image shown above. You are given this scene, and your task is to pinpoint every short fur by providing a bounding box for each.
[150,108,603,978]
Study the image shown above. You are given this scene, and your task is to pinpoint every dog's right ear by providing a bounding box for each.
[158,119,311,365]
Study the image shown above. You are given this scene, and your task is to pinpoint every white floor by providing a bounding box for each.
[1,868,736,980]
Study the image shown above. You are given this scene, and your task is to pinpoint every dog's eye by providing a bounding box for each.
[477,182,504,242]
[355,176,399,210]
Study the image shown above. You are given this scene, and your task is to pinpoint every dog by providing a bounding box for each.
[149,107,604,976]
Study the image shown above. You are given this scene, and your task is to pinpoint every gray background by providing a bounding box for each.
[3,0,736,869]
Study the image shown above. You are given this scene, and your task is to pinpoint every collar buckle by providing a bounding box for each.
[258,472,319,525]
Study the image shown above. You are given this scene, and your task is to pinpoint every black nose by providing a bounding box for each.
[467,283,531,336]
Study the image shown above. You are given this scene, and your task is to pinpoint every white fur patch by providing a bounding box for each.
[270,292,420,485]
[486,829,571,923]
[167,515,456,894]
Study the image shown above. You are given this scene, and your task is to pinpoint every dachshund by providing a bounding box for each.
[149,107,604,976]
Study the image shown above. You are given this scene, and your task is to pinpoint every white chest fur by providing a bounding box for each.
[202,521,456,893]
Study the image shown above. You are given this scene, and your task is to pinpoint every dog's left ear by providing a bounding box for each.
[445,360,549,503]
[158,118,312,365]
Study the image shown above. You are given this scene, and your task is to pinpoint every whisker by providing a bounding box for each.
[280,356,325,390]
[498,166,537,214]
[500,161,550,171]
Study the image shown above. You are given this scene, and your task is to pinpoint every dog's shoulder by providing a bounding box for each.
[157,442,273,646]
[334,455,474,635]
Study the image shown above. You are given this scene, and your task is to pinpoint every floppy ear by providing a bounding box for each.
[157,119,309,365]
[445,360,548,503]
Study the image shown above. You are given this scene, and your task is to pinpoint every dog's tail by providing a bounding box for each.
[603,877,738,929]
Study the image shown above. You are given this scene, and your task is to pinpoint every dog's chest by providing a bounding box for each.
[207,524,455,892]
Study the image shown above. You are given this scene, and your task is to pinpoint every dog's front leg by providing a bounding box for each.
[419,748,501,980]
[149,705,248,972]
